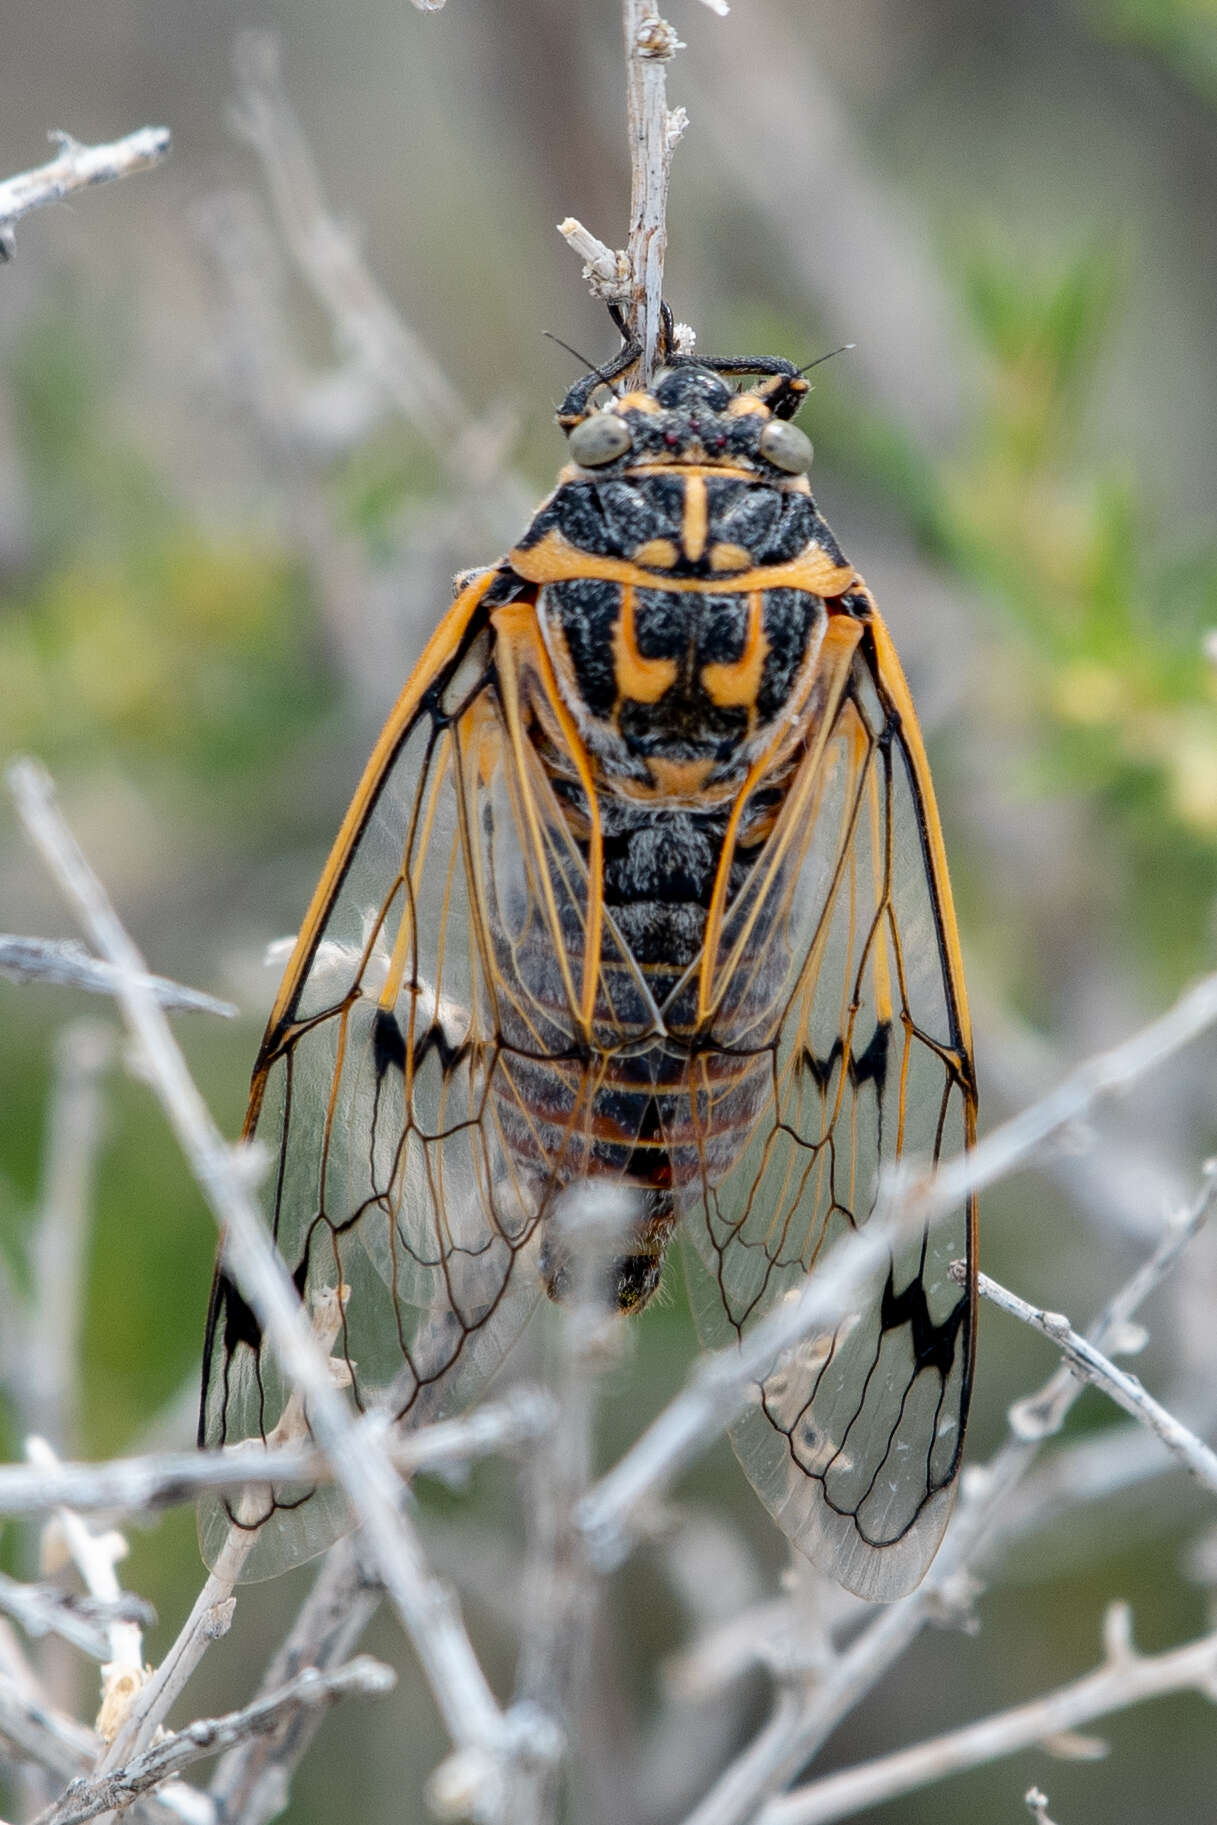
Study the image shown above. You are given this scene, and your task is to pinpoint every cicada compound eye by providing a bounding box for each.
[568,412,633,467]
[758,418,814,474]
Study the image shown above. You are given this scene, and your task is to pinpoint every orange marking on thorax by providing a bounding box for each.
[701,590,769,710]
[645,756,716,797]
[511,528,854,598]
[633,538,679,569]
[709,542,755,572]
[613,585,678,704]
[682,474,708,563]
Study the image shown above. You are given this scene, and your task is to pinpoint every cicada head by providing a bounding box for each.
[557,358,813,479]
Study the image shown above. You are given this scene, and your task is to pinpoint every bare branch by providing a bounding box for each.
[6,757,541,1817]
[679,1159,1217,1825]
[0,1574,151,1665]
[911,973,1217,1231]
[758,1606,1217,1825]
[559,2,729,376]
[0,1389,554,1519]
[206,1536,377,1825]
[0,127,170,261]
[227,33,529,539]
[24,1437,147,1745]
[622,2,687,376]
[0,938,236,1017]
[504,1187,635,1822]
[969,1267,1217,1496]
[578,981,1217,1570]
[33,1656,395,1825]
[27,1024,113,1452]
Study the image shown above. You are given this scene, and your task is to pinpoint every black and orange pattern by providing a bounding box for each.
[200,349,976,1600]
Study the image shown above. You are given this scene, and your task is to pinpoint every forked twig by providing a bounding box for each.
[31,1655,394,1825]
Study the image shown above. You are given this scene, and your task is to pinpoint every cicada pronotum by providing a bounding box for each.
[200,323,976,1602]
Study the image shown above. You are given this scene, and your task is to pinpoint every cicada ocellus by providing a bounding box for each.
[200,330,976,1601]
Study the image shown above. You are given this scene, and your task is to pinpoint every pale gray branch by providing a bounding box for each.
[578,981,1217,1571]
[971,1267,1217,1497]
[206,1535,378,1825]
[679,1160,1217,1825]
[6,757,523,1818]
[0,1389,554,1518]
[228,33,529,537]
[33,1656,395,1825]
[27,1023,113,1452]
[759,1605,1217,1825]
[0,938,236,1018]
[0,1574,151,1665]
[0,127,170,261]
[622,1,686,376]
[0,1666,100,1783]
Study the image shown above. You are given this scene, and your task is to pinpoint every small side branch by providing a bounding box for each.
[0,937,235,1018]
[759,1606,1217,1825]
[560,0,731,379]
[32,1656,395,1825]
[970,1267,1217,1495]
[0,127,171,262]
[0,1389,554,1519]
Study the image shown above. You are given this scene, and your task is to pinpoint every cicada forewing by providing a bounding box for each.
[679,600,977,1602]
[199,571,615,1576]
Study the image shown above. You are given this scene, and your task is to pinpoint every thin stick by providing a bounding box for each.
[970,1268,1217,1495]
[680,1160,1217,1825]
[24,1439,145,1746]
[206,1536,377,1825]
[32,1656,395,1825]
[28,1025,113,1453]
[7,759,520,1813]
[621,2,687,377]
[0,128,170,261]
[505,1188,634,1822]
[228,32,529,536]
[758,1606,1217,1825]
[0,937,236,1017]
[560,0,732,374]
[0,1666,100,1784]
[0,1390,554,1519]
[0,1576,116,1665]
[909,973,1217,1230]
[579,977,1217,1567]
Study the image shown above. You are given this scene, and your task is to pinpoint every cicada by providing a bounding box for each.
[200,333,976,1601]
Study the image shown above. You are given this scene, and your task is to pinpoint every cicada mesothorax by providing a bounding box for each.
[200,341,976,1601]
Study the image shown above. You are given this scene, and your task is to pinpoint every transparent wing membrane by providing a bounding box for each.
[682,619,975,1600]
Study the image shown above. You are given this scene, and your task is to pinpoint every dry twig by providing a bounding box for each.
[30,1656,395,1825]
[970,1266,1217,1496]
[0,939,236,1018]
[0,1390,553,1520]
[759,1605,1217,1825]
[6,758,532,1817]
[679,1159,1217,1825]
[0,127,170,262]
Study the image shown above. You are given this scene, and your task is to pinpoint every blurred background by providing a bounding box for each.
[3,1,1217,1820]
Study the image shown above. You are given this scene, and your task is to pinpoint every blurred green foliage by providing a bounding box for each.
[1090,0,1217,106]
[940,238,1217,977]
[2,309,329,801]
